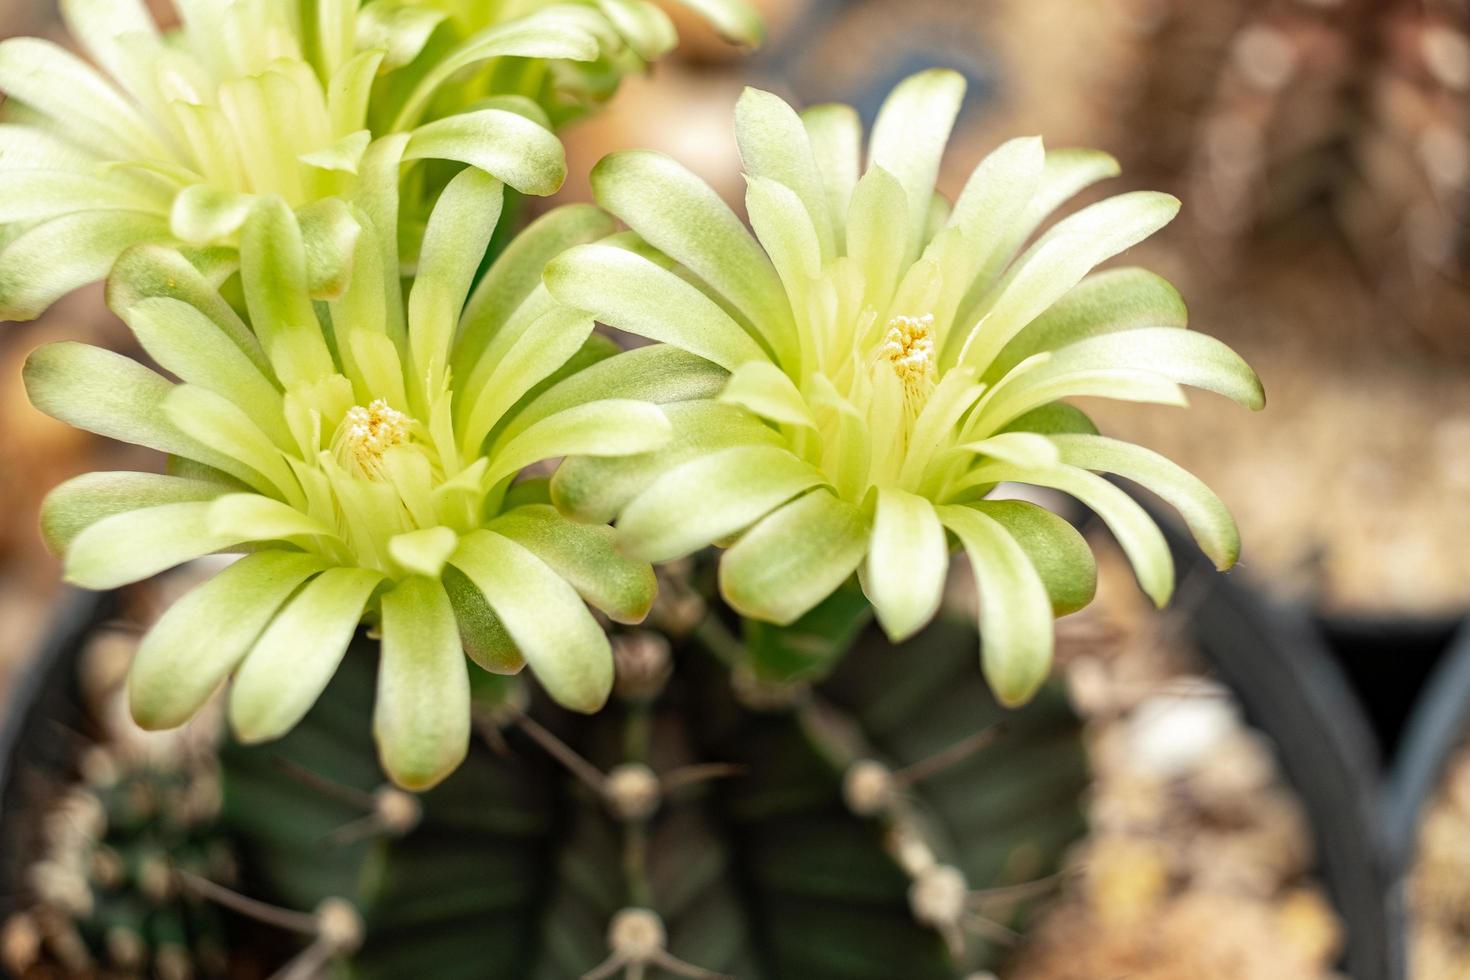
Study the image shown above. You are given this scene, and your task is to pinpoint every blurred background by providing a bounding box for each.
[1,0,1469,978]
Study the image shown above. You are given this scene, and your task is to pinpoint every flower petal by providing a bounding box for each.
[40,471,227,555]
[0,210,169,321]
[450,530,612,713]
[737,86,836,261]
[229,566,385,743]
[405,110,566,197]
[721,489,869,626]
[551,399,779,524]
[590,150,794,363]
[868,68,967,259]
[545,243,768,372]
[801,103,861,244]
[617,444,825,562]
[64,501,246,590]
[490,504,656,624]
[388,526,459,579]
[375,576,470,790]
[1052,434,1242,570]
[669,0,763,45]
[864,488,948,642]
[720,359,814,428]
[939,504,1056,707]
[128,552,325,730]
[239,198,336,386]
[971,499,1097,615]
[486,399,671,486]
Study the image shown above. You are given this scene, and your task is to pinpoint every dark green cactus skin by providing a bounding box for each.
[218,598,1089,980]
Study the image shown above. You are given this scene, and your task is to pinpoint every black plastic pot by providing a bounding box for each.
[0,588,112,913]
[1152,515,1470,980]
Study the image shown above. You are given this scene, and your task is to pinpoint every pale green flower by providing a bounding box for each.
[26,172,672,789]
[546,70,1265,705]
[0,0,755,319]
[373,0,764,132]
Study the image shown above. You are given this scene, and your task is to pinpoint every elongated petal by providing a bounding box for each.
[23,343,253,485]
[409,168,504,393]
[487,399,670,486]
[971,499,1096,615]
[939,504,1055,706]
[720,359,814,428]
[229,566,384,743]
[460,304,594,457]
[0,37,163,159]
[490,504,656,624]
[41,472,227,555]
[450,530,612,713]
[965,462,1174,608]
[165,385,302,503]
[108,245,271,379]
[986,267,1187,381]
[746,175,822,314]
[240,198,335,386]
[124,297,289,446]
[128,552,324,730]
[590,150,793,362]
[506,345,728,445]
[64,501,246,590]
[297,197,362,300]
[545,243,768,372]
[847,166,908,311]
[962,191,1182,371]
[956,432,1060,469]
[456,204,615,384]
[737,87,836,261]
[1046,327,1265,410]
[864,488,947,641]
[443,565,522,675]
[617,445,825,562]
[207,493,338,546]
[802,103,861,244]
[551,400,780,524]
[0,210,169,321]
[375,576,470,790]
[722,489,869,626]
[868,69,966,259]
[405,110,565,196]
[1052,434,1241,570]
[0,171,165,224]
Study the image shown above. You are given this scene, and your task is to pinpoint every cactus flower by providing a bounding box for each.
[26,172,671,790]
[0,0,754,320]
[546,70,1265,705]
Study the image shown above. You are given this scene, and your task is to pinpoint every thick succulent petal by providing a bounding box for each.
[0,210,170,321]
[1052,434,1242,570]
[591,150,795,364]
[450,530,613,714]
[128,552,324,731]
[864,488,948,642]
[971,499,1097,615]
[443,565,523,675]
[40,472,227,555]
[63,501,248,590]
[939,504,1055,707]
[868,68,966,259]
[669,0,763,45]
[229,566,385,743]
[239,198,336,386]
[720,358,815,428]
[801,103,861,244]
[404,109,566,196]
[551,400,780,524]
[486,399,671,486]
[721,489,870,626]
[489,504,657,624]
[545,243,768,371]
[737,86,837,261]
[617,445,826,562]
[375,576,470,791]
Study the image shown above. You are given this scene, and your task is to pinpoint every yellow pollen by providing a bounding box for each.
[334,399,412,478]
[878,314,936,386]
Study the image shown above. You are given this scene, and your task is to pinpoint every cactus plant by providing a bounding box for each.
[216,570,1088,979]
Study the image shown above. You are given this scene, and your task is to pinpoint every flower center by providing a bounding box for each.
[878,314,936,388]
[333,400,413,479]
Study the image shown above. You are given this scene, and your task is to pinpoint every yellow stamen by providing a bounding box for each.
[878,314,936,391]
[333,400,412,479]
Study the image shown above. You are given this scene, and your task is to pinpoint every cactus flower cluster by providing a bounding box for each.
[7,0,1260,789]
